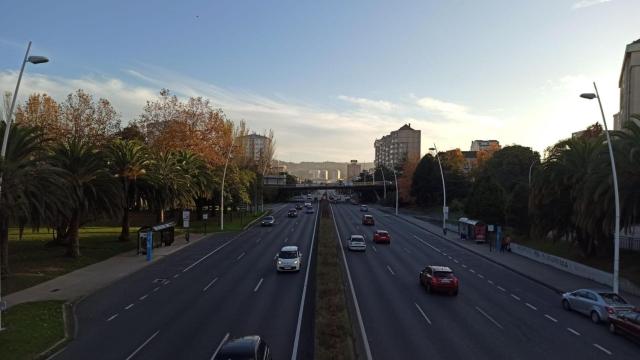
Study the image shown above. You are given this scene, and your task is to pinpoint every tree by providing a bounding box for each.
[14,93,63,137]
[465,174,506,225]
[59,89,121,146]
[411,155,442,207]
[397,158,418,203]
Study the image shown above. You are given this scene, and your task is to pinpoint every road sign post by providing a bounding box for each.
[203,212,208,234]
[183,209,190,242]
[146,230,153,262]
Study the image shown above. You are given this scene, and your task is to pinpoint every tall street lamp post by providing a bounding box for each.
[430,145,448,235]
[220,135,236,231]
[0,41,48,331]
[391,161,399,216]
[580,82,621,294]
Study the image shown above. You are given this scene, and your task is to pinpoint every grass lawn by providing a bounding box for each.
[176,211,267,234]
[517,236,640,287]
[3,227,138,295]
[0,301,65,360]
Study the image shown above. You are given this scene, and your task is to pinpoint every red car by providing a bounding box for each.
[420,266,459,296]
[609,310,640,343]
[362,215,375,226]
[373,230,390,244]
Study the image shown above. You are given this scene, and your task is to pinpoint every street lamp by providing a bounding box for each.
[580,82,620,294]
[260,159,269,213]
[429,145,447,235]
[391,161,399,216]
[378,163,387,199]
[0,41,48,332]
[220,135,236,231]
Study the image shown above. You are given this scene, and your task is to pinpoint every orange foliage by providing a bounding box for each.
[398,158,418,203]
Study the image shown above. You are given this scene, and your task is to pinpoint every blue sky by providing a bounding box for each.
[1,0,638,162]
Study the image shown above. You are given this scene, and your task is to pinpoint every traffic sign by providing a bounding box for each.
[183,210,190,228]
[202,213,208,220]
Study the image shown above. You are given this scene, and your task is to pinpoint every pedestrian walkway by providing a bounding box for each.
[4,233,206,309]
[375,206,640,305]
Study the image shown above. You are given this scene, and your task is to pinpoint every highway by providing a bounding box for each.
[53,203,318,360]
[331,202,640,359]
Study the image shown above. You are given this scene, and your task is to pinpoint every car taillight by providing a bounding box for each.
[606,306,615,315]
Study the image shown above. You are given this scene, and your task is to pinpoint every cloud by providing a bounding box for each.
[572,0,612,9]
[337,95,397,111]
[416,96,503,127]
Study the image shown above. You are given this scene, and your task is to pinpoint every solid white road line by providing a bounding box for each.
[413,235,441,253]
[414,303,432,325]
[497,286,506,292]
[203,277,219,292]
[139,294,148,301]
[525,303,538,311]
[182,231,249,272]
[475,306,504,330]
[291,203,319,360]
[386,265,395,276]
[330,205,373,360]
[253,278,264,292]
[210,333,230,360]
[106,314,118,322]
[237,252,245,260]
[544,314,558,322]
[567,328,581,336]
[125,330,160,360]
[125,304,134,310]
[593,344,612,356]
[510,294,521,301]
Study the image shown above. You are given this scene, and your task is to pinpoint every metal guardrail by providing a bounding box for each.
[621,236,640,251]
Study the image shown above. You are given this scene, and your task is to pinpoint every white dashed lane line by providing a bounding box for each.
[469,269,476,274]
[593,344,612,356]
[414,303,432,325]
[510,294,521,301]
[462,264,467,268]
[237,252,246,260]
[139,294,148,301]
[203,277,219,292]
[475,306,504,330]
[477,274,485,279]
[153,287,160,292]
[253,278,264,292]
[567,328,581,336]
[497,286,506,292]
[544,314,558,322]
[525,303,537,311]
[386,265,395,276]
[487,280,494,285]
[173,274,180,278]
[107,314,118,322]
[453,259,459,263]
[372,246,378,253]
[125,303,134,310]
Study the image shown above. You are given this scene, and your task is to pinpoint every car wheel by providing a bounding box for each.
[562,299,571,311]
[609,323,617,334]
[590,311,601,324]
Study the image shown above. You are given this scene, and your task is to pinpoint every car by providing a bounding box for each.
[420,266,459,295]
[305,207,315,214]
[276,245,302,272]
[261,216,275,226]
[608,309,640,342]
[304,202,312,208]
[362,214,374,225]
[287,209,298,217]
[213,335,272,360]
[348,235,367,251]
[561,289,635,323]
[373,230,390,244]
[360,205,368,212]
[295,203,303,210]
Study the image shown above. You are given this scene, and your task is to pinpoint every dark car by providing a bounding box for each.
[213,335,272,360]
[295,203,303,210]
[261,216,275,226]
[420,266,459,295]
[360,205,368,212]
[362,214,374,225]
[287,209,298,218]
[609,310,640,342]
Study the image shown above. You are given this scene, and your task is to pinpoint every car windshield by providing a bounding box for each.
[351,237,364,243]
[279,251,298,259]
[434,271,454,278]
[264,217,273,221]
[599,292,628,305]
[377,231,388,236]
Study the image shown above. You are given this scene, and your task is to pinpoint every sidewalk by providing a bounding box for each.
[375,206,640,305]
[4,233,206,309]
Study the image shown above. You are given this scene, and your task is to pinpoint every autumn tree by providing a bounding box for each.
[14,93,64,137]
[59,89,121,146]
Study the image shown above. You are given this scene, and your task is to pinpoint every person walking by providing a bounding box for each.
[504,234,512,252]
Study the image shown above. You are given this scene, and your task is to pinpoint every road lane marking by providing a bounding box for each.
[525,303,537,311]
[469,269,476,273]
[475,306,503,329]
[163,280,171,285]
[284,237,288,242]
[488,280,494,285]
[125,330,160,360]
[210,333,230,360]
[253,278,264,292]
[593,344,612,356]
[125,304,134,310]
[454,259,459,263]
[414,303,432,325]
[544,314,558,322]
[413,235,441,253]
[462,264,467,268]
[497,286,506,292]
[139,294,148,301]
[203,277,219,292]
[443,253,447,256]
[510,294,521,301]
[183,234,243,272]
[291,201,319,360]
[106,314,118,322]
[386,265,395,276]
[153,287,160,292]
[330,205,373,360]
[403,247,411,254]
[567,328,581,336]
[237,252,245,260]
[448,256,452,259]
[173,274,179,278]
[478,274,485,279]
[372,246,378,253]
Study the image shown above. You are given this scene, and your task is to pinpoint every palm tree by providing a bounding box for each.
[107,139,150,241]
[50,139,120,257]
[613,115,640,231]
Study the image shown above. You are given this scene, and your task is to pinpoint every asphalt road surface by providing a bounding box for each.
[53,203,318,360]
[331,202,640,360]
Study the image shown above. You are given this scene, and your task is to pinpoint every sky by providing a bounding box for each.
[0,0,638,162]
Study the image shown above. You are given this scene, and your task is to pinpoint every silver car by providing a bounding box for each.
[561,289,635,323]
[348,235,366,251]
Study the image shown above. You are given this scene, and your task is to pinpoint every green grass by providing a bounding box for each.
[3,227,138,295]
[176,211,267,234]
[0,301,66,360]
[315,202,355,360]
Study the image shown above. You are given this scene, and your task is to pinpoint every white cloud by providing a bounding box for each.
[572,0,612,10]
[416,96,503,128]
[337,95,396,111]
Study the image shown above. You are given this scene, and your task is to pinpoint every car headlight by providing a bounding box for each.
[293,260,299,264]
[277,260,283,265]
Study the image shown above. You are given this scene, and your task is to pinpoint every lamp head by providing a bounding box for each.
[27,56,49,64]
[580,93,596,100]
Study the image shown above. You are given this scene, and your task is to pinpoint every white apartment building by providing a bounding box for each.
[614,38,640,130]
[374,124,421,168]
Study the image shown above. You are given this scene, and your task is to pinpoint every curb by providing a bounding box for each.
[376,206,565,295]
[39,299,78,360]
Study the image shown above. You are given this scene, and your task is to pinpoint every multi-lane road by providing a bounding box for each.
[51,197,640,359]
[53,203,318,360]
[332,202,640,359]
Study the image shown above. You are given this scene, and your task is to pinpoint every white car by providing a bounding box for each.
[276,246,302,272]
[304,202,312,208]
[348,235,367,251]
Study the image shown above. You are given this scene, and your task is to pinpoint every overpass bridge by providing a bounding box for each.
[263,181,395,192]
